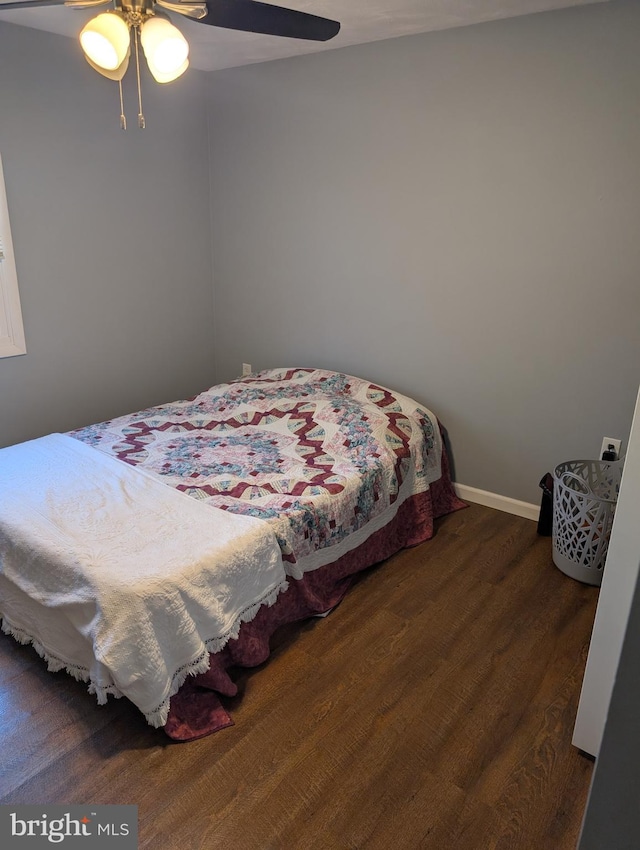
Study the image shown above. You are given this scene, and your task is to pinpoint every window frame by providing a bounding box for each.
[0,152,26,358]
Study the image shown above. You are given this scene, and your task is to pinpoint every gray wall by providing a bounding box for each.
[206,0,640,504]
[0,22,215,448]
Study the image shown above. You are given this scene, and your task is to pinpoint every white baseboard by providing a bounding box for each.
[454,483,539,522]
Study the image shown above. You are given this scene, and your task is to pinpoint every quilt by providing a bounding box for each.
[72,368,444,579]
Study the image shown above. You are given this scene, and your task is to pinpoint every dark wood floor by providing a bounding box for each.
[0,503,599,849]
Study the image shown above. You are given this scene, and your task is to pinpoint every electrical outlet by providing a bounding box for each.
[242,363,252,376]
[600,437,621,460]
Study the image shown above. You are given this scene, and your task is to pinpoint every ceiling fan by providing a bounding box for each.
[0,0,341,127]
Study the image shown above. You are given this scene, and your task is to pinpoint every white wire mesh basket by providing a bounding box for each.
[552,458,623,586]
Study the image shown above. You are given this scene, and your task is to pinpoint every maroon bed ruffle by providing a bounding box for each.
[164,456,465,741]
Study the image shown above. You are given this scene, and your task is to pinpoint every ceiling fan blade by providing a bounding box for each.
[64,0,112,7]
[196,0,340,42]
[156,0,207,20]
[0,0,67,8]
[0,0,108,8]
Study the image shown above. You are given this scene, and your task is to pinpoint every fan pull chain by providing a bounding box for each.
[133,27,146,130]
[118,79,127,131]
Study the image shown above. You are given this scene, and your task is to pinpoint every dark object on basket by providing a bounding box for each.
[537,472,554,536]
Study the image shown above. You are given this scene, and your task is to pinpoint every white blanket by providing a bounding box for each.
[0,434,287,727]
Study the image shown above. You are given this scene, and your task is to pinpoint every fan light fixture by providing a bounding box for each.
[140,15,189,81]
[77,0,201,129]
[0,0,341,130]
[80,11,130,71]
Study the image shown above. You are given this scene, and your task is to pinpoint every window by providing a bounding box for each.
[0,153,26,358]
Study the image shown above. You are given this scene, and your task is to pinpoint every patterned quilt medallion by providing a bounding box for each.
[72,368,443,578]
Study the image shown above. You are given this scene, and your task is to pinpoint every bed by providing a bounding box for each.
[0,367,464,740]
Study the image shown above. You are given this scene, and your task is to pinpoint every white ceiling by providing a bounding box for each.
[0,0,609,72]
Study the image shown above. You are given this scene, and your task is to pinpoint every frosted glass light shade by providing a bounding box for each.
[140,16,189,77]
[85,50,130,81]
[146,56,189,84]
[80,12,130,71]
